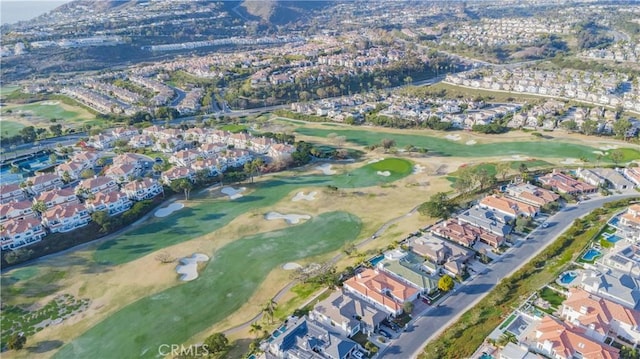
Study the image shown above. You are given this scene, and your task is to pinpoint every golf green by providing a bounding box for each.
[295,127,640,162]
[94,159,412,265]
[4,101,91,123]
[54,211,361,359]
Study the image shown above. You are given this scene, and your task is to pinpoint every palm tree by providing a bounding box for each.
[32,201,47,216]
[262,299,277,324]
[249,322,262,339]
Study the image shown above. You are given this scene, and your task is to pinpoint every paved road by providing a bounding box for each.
[381,193,638,359]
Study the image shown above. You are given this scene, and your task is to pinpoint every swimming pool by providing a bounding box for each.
[604,234,623,243]
[609,217,620,227]
[480,353,494,359]
[582,248,602,261]
[369,255,385,267]
[560,271,577,284]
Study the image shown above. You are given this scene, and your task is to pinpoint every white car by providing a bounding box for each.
[541,222,549,228]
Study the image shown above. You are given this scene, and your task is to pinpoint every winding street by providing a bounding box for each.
[381,192,638,359]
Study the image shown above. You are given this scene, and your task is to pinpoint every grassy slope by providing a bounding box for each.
[94,159,412,265]
[54,211,361,359]
[295,127,640,162]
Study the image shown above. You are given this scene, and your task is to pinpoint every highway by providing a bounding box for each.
[381,192,638,359]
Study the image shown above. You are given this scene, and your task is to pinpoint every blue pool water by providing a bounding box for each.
[609,217,620,227]
[560,272,577,284]
[605,234,622,243]
[480,353,494,359]
[583,249,602,261]
[369,255,385,266]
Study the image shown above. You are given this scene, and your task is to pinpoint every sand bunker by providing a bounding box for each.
[40,101,60,106]
[316,163,336,175]
[292,191,318,202]
[501,154,528,162]
[282,262,303,270]
[265,211,311,224]
[155,203,184,217]
[413,165,425,174]
[592,150,605,156]
[221,186,246,199]
[466,140,477,145]
[599,145,619,151]
[376,171,391,177]
[561,158,579,165]
[367,157,385,164]
[176,253,209,281]
[445,134,461,141]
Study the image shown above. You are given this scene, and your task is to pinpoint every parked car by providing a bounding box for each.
[541,222,549,228]
[379,329,392,339]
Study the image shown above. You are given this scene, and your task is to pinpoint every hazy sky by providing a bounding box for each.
[1,0,70,25]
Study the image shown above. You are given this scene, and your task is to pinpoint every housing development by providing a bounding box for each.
[0,1,639,359]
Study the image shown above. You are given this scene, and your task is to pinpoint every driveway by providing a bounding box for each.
[379,193,638,359]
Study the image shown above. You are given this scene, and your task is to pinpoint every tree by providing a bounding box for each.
[249,322,262,339]
[496,162,510,181]
[381,138,396,150]
[91,211,113,233]
[610,149,624,166]
[7,333,26,350]
[438,274,455,292]
[475,168,496,191]
[262,299,277,324]
[49,153,58,164]
[418,192,454,220]
[613,118,632,139]
[31,201,47,215]
[96,157,107,167]
[365,341,379,355]
[80,169,95,179]
[244,158,264,183]
[403,301,414,314]
[582,119,598,136]
[170,178,193,200]
[203,333,229,355]
[496,332,517,347]
[61,170,72,184]
[515,216,531,232]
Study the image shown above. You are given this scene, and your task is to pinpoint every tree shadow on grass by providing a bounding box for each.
[27,340,64,353]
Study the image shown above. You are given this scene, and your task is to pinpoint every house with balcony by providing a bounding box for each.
[207,130,231,144]
[70,151,100,168]
[191,158,225,177]
[122,178,163,201]
[26,174,64,195]
[228,132,252,149]
[87,134,115,150]
[620,204,640,232]
[561,288,640,346]
[539,170,598,195]
[55,161,85,181]
[86,191,132,216]
[112,153,145,169]
[457,206,512,239]
[268,143,296,162]
[479,195,538,220]
[0,200,35,224]
[111,126,139,139]
[169,149,201,167]
[161,167,195,185]
[0,184,26,204]
[128,134,154,148]
[378,252,439,295]
[250,136,274,154]
[75,176,118,198]
[104,163,140,183]
[431,218,481,247]
[505,183,560,208]
[153,138,182,153]
[623,167,640,187]
[0,217,47,250]
[530,316,619,359]
[343,268,419,317]
[223,149,252,168]
[310,290,387,338]
[35,188,79,209]
[199,142,226,158]
[41,203,91,233]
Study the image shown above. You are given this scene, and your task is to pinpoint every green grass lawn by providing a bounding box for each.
[3,101,95,125]
[0,119,25,137]
[539,287,566,307]
[606,148,640,163]
[54,211,361,359]
[94,160,412,265]
[0,85,20,97]
[295,127,640,162]
[220,124,248,133]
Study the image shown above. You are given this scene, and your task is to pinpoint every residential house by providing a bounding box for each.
[590,169,635,191]
[153,138,182,153]
[620,204,640,232]
[250,136,274,154]
[224,149,252,168]
[531,316,619,359]
[161,167,195,185]
[169,149,201,167]
[378,253,439,295]
[539,170,598,195]
[0,200,35,224]
[86,191,132,216]
[207,130,231,144]
[268,143,296,163]
[104,164,139,183]
[228,132,252,149]
[0,184,26,204]
[112,153,144,169]
[199,143,226,158]
[76,176,118,198]
[505,183,560,208]
[561,288,640,345]
[70,151,99,168]
[580,269,640,310]
[623,168,640,187]
[26,174,64,195]
[87,134,114,150]
[479,195,538,220]
[55,161,85,181]
[310,290,387,338]
[111,126,139,139]
[576,168,607,188]
[41,203,91,233]
[266,316,362,359]
[457,206,512,239]
[431,219,480,247]
[122,178,163,201]
[35,188,79,209]
[343,268,419,316]
[128,134,154,148]
[0,217,47,250]
[191,158,225,177]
